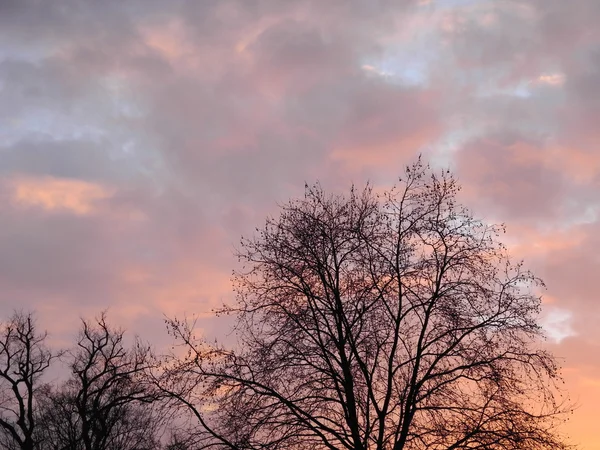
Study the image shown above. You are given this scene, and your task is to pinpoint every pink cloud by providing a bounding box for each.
[7,175,114,215]
[1,0,600,446]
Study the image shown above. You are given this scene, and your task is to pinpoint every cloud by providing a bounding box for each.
[537,73,566,86]
[1,0,600,445]
[7,176,114,215]
[540,306,577,344]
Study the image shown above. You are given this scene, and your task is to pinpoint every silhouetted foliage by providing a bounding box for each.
[160,160,572,450]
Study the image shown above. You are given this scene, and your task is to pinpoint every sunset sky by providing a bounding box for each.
[1,0,599,447]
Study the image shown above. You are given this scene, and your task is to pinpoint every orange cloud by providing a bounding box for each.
[330,129,436,170]
[504,225,587,257]
[8,176,114,215]
[559,365,600,449]
[537,73,566,86]
[140,19,190,61]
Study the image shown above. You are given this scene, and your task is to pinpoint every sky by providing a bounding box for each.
[0,0,599,447]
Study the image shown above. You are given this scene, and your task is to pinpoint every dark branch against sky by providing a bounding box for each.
[0,0,599,446]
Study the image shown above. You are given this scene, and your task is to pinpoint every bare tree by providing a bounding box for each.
[33,383,81,450]
[50,312,162,450]
[161,161,571,450]
[34,383,165,450]
[0,312,58,450]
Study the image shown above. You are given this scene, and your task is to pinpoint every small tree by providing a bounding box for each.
[34,383,81,450]
[0,312,58,450]
[34,384,164,450]
[162,161,571,450]
[55,312,162,450]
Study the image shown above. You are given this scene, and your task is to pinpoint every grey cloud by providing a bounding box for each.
[1,1,599,401]
[0,139,129,181]
[455,133,566,220]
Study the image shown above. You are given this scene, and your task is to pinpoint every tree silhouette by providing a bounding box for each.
[56,312,161,450]
[0,312,58,450]
[156,161,571,449]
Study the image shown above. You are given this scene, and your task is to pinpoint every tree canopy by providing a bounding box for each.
[162,161,571,450]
